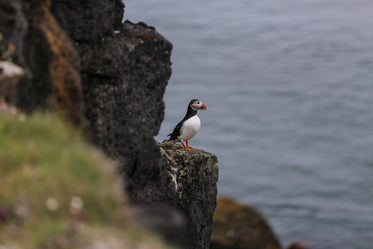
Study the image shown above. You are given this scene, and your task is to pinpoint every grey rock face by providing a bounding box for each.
[51,0,124,42]
[160,141,219,249]
[79,22,173,203]
[52,0,173,202]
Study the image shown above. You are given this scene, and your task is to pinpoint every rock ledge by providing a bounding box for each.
[159,141,219,249]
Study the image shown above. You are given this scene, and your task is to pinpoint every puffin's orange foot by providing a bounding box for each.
[183,141,194,150]
[182,143,193,150]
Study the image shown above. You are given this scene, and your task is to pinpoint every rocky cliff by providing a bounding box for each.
[51,0,175,205]
[0,0,219,248]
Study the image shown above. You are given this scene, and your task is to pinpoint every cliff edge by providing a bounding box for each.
[0,0,219,248]
[160,141,219,249]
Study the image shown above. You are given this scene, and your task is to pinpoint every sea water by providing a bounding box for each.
[124,1,373,248]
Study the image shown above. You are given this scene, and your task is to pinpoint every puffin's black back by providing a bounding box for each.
[168,121,183,140]
[168,99,200,140]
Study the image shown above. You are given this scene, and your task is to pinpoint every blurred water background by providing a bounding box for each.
[124,1,373,248]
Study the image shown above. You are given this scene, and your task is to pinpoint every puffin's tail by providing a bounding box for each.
[168,133,177,141]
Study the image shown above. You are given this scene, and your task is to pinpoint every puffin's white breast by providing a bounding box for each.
[178,115,201,141]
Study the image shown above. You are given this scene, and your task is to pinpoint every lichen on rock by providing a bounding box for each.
[159,141,219,249]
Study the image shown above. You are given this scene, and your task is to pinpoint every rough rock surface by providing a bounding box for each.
[211,197,282,249]
[51,1,173,204]
[159,141,219,249]
[51,0,124,43]
[0,0,83,124]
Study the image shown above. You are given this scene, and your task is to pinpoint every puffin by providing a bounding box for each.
[168,99,207,149]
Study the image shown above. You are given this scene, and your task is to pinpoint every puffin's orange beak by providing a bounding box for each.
[200,102,207,110]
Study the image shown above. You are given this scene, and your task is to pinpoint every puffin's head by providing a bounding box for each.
[189,99,207,111]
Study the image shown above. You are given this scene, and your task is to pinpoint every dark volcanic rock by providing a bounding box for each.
[80,22,172,203]
[160,141,219,249]
[51,0,173,203]
[51,0,124,42]
[211,197,282,249]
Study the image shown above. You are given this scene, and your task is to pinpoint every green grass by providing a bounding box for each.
[0,112,121,222]
[0,110,176,249]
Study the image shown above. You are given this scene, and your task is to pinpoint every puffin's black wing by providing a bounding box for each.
[168,121,183,140]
